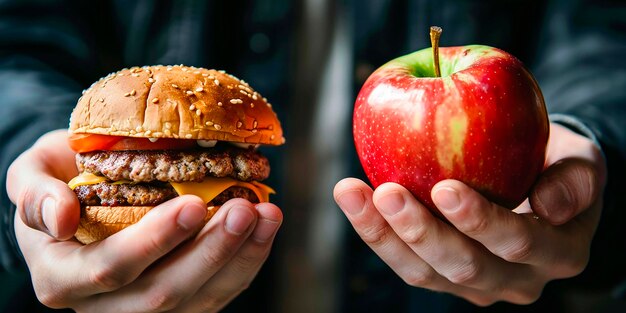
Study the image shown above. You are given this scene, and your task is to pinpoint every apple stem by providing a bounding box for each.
[430,26,443,77]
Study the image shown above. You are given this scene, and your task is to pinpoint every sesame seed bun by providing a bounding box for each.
[69,65,284,145]
[75,205,219,244]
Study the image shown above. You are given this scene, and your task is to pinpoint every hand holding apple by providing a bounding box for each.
[353,27,549,211]
[335,123,605,305]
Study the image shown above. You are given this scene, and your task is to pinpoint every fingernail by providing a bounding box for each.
[225,206,255,235]
[336,189,366,215]
[41,197,58,237]
[177,203,207,230]
[252,218,280,243]
[377,192,405,216]
[433,187,460,213]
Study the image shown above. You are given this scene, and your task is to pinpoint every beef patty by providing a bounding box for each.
[74,182,259,206]
[76,147,270,183]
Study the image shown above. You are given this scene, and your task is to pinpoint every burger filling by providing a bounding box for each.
[68,146,274,207]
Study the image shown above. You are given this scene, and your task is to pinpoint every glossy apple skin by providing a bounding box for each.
[353,45,549,211]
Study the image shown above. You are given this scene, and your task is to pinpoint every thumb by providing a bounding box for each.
[529,158,599,225]
[7,140,80,240]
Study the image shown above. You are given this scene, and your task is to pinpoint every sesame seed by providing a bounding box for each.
[250,103,255,108]
[124,92,131,97]
[270,134,275,140]
[130,89,136,96]
[251,129,258,133]
[131,73,140,77]
[230,99,243,104]
[217,102,223,106]
[145,130,152,136]
[267,102,272,108]
[237,121,243,128]
[206,121,214,126]
[268,125,273,130]
[202,73,208,77]
[171,84,179,89]
[194,70,200,74]
[186,90,194,96]
[252,94,258,100]
[281,137,286,144]
[135,126,143,132]
[152,98,159,103]
[164,129,172,136]
[148,137,158,142]
[189,104,196,110]
[196,109,201,116]
[214,124,222,130]
[253,120,258,128]
[99,98,104,102]
[214,79,220,86]
[165,122,172,129]
[181,67,188,72]
[240,90,249,96]
[218,70,226,73]
[148,77,155,83]
[167,67,173,71]
[195,87,203,92]
[185,134,193,139]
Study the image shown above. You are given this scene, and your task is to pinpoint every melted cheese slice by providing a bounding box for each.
[170,177,275,203]
[68,172,275,203]
[68,172,108,189]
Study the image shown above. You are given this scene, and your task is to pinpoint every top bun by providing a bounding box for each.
[70,65,284,145]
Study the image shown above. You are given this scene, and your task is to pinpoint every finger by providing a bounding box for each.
[374,183,538,303]
[334,178,452,292]
[177,202,283,312]
[7,136,80,240]
[65,195,208,299]
[530,158,600,225]
[80,199,257,313]
[432,180,588,279]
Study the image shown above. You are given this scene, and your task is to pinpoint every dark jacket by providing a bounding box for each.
[0,0,624,312]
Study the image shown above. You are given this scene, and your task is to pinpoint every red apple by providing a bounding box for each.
[353,30,549,211]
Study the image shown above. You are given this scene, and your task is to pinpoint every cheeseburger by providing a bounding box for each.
[67,65,284,244]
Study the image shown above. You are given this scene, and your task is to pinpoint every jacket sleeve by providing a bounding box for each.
[533,0,626,295]
[0,1,103,271]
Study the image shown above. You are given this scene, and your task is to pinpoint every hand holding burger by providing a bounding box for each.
[7,66,285,311]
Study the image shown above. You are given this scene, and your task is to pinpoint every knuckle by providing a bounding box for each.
[506,288,542,305]
[447,259,482,286]
[468,295,496,307]
[145,287,185,312]
[359,222,390,247]
[400,224,429,246]
[232,250,266,274]
[402,268,436,287]
[461,214,490,237]
[499,234,534,263]
[201,240,237,268]
[88,263,132,292]
[140,234,174,258]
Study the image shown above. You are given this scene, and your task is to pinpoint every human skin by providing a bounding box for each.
[334,123,605,305]
[7,130,283,312]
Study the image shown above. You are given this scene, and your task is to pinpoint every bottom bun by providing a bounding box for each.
[75,205,220,244]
